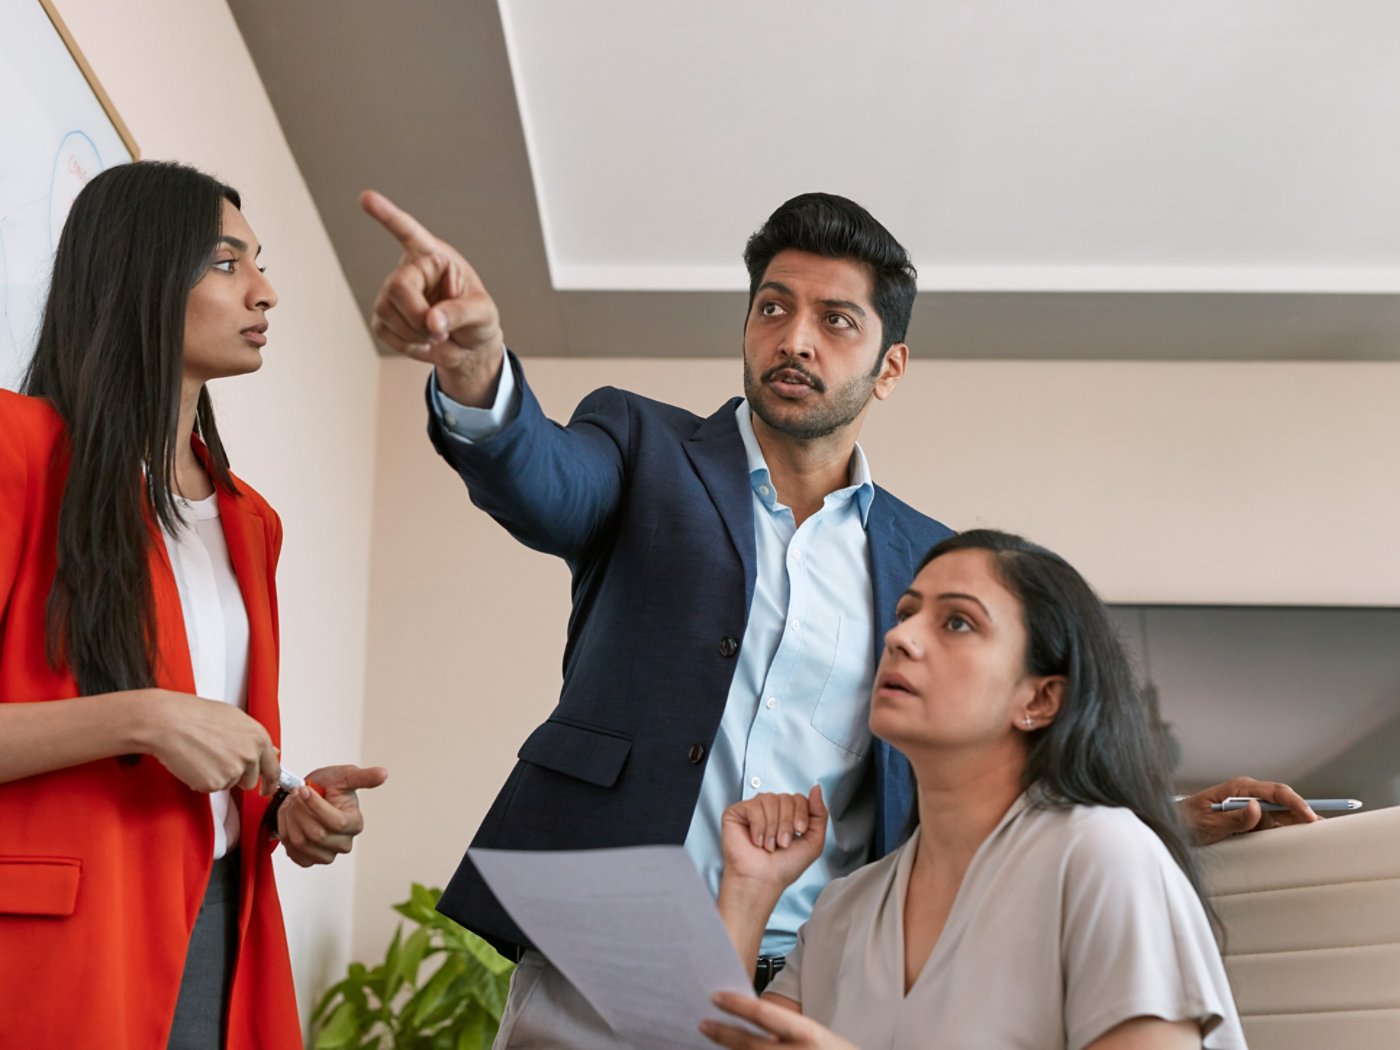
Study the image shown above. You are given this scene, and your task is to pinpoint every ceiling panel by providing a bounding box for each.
[230,0,1400,359]
[502,0,1400,292]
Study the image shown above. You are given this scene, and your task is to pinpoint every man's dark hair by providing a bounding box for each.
[743,192,918,355]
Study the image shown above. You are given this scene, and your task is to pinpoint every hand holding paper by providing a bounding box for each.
[471,845,759,1049]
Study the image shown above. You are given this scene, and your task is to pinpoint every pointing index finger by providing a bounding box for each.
[360,189,439,256]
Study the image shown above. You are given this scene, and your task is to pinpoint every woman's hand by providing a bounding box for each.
[717,786,829,973]
[276,764,388,867]
[700,992,859,1049]
[138,690,281,793]
[721,786,828,893]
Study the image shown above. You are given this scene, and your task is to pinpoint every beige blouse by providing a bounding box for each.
[768,793,1246,1049]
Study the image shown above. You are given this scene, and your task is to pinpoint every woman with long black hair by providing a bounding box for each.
[0,160,384,1049]
[705,530,1246,1049]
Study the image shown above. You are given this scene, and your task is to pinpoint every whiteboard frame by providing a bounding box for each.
[35,0,140,160]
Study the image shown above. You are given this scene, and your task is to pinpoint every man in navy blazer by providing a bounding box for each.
[424,363,950,947]
[362,189,1313,1046]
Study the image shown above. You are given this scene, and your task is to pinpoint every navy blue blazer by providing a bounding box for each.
[429,355,955,955]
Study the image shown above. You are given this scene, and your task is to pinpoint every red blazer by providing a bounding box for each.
[0,390,300,1048]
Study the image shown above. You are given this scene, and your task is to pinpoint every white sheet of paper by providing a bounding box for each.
[471,845,757,1049]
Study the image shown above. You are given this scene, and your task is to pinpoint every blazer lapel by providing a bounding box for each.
[146,524,197,694]
[867,489,916,856]
[683,398,758,613]
[213,486,279,736]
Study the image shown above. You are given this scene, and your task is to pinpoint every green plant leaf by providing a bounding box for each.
[313,1001,362,1049]
[456,1008,491,1050]
[316,883,511,1048]
[458,931,515,977]
[393,883,443,927]
[416,963,475,1029]
[405,958,458,1029]
[382,926,407,1003]
[364,961,392,1002]
[311,977,356,1025]
[399,925,432,987]
[459,961,508,1020]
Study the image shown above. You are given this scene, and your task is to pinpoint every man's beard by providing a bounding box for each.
[743,357,879,441]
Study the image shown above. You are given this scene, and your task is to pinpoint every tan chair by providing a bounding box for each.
[1203,806,1400,1049]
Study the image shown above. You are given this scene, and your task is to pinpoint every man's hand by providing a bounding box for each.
[701,992,857,1050]
[1178,776,1317,845]
[360,189,505,406]
[277,763,388,867]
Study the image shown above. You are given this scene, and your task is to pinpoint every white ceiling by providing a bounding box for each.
[501,0,1400,293]
[230,0,1400,360]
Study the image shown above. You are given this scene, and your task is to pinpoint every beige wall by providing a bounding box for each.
[55,0,381,1028]
[353,353,1400,958]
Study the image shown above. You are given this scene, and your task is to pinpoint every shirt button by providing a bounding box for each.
[444,412,457,427]
[759,485,770,496]
[688,744,705,764]
[790,619,800,632]
[765,697,777,710]
[792,549,803,561]
[718,636,738,658]
[750,776,762,790]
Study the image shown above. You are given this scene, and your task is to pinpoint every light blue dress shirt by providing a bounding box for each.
[433,365,878,957]
[683,401,876,957]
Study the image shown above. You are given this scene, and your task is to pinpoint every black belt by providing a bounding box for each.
[753,955,786,995]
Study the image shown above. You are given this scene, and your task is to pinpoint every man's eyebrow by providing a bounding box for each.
[755,281,868,318]
[218,235,262,256]
[819,298,866,318]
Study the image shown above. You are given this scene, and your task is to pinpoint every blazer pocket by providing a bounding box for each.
[518,719,632,788]
[0,856,81,917]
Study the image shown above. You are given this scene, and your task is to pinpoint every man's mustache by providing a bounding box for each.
[762,362,826,393]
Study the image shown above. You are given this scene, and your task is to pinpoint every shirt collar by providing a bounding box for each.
[735,400,874,525]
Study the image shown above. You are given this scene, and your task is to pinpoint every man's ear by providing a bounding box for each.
[873,343,908,400]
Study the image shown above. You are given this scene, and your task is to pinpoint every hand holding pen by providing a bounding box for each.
[1177,775,1320,843]
[274,763,388,868]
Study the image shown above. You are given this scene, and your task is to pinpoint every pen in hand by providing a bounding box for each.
[1208,797,1361,813]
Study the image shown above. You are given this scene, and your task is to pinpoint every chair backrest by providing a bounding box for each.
[1203,805,1400,1049]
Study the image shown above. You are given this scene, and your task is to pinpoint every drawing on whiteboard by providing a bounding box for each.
[1,133,107,387]
[0,0,136,389]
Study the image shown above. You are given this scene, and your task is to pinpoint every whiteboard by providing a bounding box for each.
[0,0,137,389]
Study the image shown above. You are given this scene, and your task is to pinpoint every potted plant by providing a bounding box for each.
[312,883,515,1049]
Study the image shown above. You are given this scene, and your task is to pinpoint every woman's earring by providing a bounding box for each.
[1022,715,1035,729]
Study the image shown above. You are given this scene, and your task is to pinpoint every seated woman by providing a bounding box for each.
[0,161,385,1049]
[704,530,1246,1050]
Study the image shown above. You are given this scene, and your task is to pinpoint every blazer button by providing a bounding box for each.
[718,636,738,658]
[688,744,705,764]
